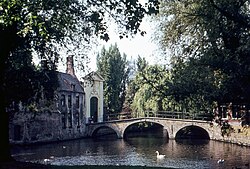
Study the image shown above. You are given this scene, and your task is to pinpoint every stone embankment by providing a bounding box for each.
[213,121,250,146]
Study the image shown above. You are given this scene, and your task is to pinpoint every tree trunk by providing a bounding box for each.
[0,24,18,162]
[0,95,13,162]
[0,50,13,163]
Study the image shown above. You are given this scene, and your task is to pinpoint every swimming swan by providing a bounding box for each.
[217,159,224,164]
[155,151,165,159]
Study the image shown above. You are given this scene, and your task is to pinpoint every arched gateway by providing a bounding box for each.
[83,72,105,123]
[86,118,218,139]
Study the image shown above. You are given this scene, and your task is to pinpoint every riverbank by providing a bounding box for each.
[213,122,250,146]
[1,161,174,169]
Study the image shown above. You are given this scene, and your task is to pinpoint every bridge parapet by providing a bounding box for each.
[105,111,213,122]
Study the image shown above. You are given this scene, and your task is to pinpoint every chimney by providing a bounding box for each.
[66,55,75,77]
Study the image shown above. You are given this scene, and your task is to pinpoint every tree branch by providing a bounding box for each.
[209,0,250,28]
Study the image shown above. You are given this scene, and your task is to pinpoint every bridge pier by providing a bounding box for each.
[168,132,175,139]
[164,125,175,139]
[116,132,123,139]
[168,134,175,139]
[163,128,172,139]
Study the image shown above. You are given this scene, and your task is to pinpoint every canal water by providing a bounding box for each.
[11,134,250,169]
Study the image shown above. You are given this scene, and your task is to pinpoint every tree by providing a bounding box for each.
[97,44,130,114]
[168,57,221,112]
[129,57,217,116]
[157,0,250,106]
[4,41,59,107]
[0,0,159,162]
[1,37,59,162]
[129,56,174,115]
[124,56,146,111]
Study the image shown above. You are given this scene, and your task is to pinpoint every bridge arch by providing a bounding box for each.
[121,119,171,139]
[90,124,122,138]
[123,122,166,138]
[175,125,210,139]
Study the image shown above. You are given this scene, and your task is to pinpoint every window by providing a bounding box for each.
[68,95,72,108]
[76,95,80,108]
[62,112,66,129]
[61,94,66,106]
[68,109,72,128]
[71,84,75,91]
[76,110,80,128]
[14,125,22,141]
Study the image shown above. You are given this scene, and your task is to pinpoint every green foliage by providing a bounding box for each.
[129,57,176,115]
[156,0,250,106]
[129,57,219,114]
[124,56,147,109]
[97,44,130,113]
[168,57,221,111]
[3,43,59,107]
[221,121,234,137]
[0,0,159,49]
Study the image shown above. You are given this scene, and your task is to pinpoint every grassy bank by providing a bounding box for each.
[1,161,174,169]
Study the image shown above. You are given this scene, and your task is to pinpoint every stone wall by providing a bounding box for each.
[9,111,87,145]
[212,123,250,146]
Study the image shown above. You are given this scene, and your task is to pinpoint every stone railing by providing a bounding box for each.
[105,111,213,122]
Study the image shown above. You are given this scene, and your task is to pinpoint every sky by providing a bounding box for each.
[88,17,161,72]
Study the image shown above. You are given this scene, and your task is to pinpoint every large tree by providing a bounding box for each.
[132,57,169,112]
[4,44,59,108]
[97,44,130,114]
[157,0,250,106]
[0,0,159,162]
[129,56,216,116]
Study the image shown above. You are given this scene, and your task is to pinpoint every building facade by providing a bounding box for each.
[9,56,104,144]
[83,72,104,123]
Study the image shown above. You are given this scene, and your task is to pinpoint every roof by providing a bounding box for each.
[57,72,84,93]
[83,71,104,82]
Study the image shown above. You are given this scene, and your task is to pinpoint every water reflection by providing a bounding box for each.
[175,139,210,145]
[12,137,250,169]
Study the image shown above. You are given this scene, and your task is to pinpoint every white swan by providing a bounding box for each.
[43,158,51,164]
[155,151,165,159]
[217,159,224,164]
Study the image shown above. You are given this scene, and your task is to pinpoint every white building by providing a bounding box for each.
[83,72,104,123]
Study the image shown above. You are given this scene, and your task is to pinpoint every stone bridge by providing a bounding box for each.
[86,117,222,139]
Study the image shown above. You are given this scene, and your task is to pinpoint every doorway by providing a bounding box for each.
[90,97,98,122]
